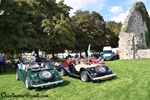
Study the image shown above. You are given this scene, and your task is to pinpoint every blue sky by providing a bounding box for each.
[56,0,150,23]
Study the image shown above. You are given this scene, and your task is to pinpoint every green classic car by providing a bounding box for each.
[16,61,63,89]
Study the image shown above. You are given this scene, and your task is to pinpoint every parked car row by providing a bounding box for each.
[16,57,116,89]
[53,46,120,61]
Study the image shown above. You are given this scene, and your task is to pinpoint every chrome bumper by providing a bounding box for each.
[32,80,63,87]
[91,73,116,80]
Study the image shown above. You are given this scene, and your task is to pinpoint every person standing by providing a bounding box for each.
[0,53,6,73]
[10,55,15,68]
[0,54,2,73]
[17,56,22,69]
[3,53,6,72]
[32,54,36,62]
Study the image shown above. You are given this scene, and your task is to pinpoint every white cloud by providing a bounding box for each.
[109,6,124,15]
[110,11,129,23]
[109,6,127,23]
[56,0,106,16]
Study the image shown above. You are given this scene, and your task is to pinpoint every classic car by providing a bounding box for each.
[16,60,63,89]
[57,58,116,82]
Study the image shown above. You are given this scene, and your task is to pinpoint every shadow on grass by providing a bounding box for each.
[68,75,80,79]
[62,75,118,83]
[0,66,17,75]
[34,80,70,91]
[66,74,118,83]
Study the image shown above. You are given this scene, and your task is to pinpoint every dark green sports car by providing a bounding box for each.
[16,61,63,89]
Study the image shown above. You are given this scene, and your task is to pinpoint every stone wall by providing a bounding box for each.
[136,49,150,59]
[118,1,149,59]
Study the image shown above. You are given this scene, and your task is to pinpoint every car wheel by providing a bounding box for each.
[80,71,89,82]
[95,65,106,75]
[60,68,66,76]
[39,70,53,81]
[25,77,31,89]
[16,72,19,81]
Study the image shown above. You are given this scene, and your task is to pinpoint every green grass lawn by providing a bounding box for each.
[0,59,150,100]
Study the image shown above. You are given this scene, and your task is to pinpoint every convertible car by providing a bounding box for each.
[16,60,63,89]
[57,58,116,82]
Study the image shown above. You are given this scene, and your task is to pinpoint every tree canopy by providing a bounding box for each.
[71,11,122,51]
[0,0,75,55]
[0,0,126,56]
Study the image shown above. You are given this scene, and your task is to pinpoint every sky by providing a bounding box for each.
[56,0,150,23]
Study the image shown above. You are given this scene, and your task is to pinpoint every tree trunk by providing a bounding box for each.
[35,49,39,57]
[52,53,55,58]
[10,50,14,57]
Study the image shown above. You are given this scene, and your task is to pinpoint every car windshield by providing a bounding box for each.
[21,58,31,64]
[44,62,54,70]
[28,62,54,70]
[103,50,112,53]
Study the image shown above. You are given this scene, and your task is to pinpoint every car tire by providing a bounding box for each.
[80,71,89,82]
[16,72,19,81]
[95,65,106,75]
[39,70,53,81]
[60,68,66,76]
[25,77,31,89]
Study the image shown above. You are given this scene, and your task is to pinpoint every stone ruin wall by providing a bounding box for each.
[136,50,150,58]
[118,1,149,59]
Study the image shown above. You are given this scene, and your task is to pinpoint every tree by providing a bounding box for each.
[41,0,76,55]
[105,21,122,47]
[0,0,43,55]
[41,13,76,54]
[90,11,107,50]
[71,10,108,53]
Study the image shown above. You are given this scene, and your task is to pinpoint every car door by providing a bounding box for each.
[18,64,27,82]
